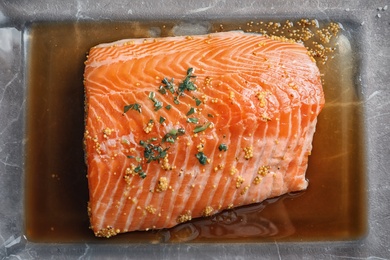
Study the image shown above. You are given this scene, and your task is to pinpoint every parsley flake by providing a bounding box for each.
[193,122,211,133]
[162,128,186,143]
[186,107,196,116]
[178,68,197,93]
[194,97,202,106]
[124,103,142,113]
[161,78,176,94]
[158,86,167,94]
[139,140,169,163]
[134,165,146,179]
[160,68,197,106]
[148,92,163,111]
[196,152,208,165]
[218,143,228,151]
[187,117,199,124]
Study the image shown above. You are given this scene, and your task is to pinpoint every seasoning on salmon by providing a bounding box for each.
[83,31,325,237]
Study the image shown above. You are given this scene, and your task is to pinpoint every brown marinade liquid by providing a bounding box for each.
[25,20,366,243]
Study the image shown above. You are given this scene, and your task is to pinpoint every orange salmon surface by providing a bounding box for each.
[83,31,324,237]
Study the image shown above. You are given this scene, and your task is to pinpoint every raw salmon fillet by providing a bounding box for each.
[83,31,324,237]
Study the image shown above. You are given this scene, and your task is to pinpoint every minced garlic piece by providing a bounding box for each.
[256,91,267,108]
[243,146,253,159]
[125,166,134,175]
[143,120,154,134]
[145,205,157,214]
[197,143,204,152]
[177,210,192,223]
[201,94,208,102]
[261,113,271,121]
[95,226,118,238]
[103,127,114,139]
[236,176,244,188]
[229,91,235,102]
[103,127,113,135]
[156,177,168,192]
[92,136,102,155]
[124,164,136,185]
[213,164,224,172]
[288,82,298,90]
[160,155,173,170]
[258,165,270,176]
[87,202,92,218]
[230,166,238,176]
[240,185,250,195]
[253,176,262,185]
[203,206,214,217]
[204,77,213,87]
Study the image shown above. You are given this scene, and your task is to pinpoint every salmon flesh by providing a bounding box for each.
[83,31,324,237]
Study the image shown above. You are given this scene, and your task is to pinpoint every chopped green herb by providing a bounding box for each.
[159,149,168,158]
[186,107,196,116]
[124,103,142,113]
[155,101,163,111]
[196,152,208,165]
[218,143,228,151]
[207,113,214,118]
[127,155,142,162]
[162,78,176,94]
[178,128,186,135]
[159,116,166,124]
[194,97,202,106]
[165,105,172,110]
[164,136,175,143]
[158,86,167,94]
[168,129,178,135]
[193,122,211,133]
[160,69,198,106]
[148,137,158,142]
[163,78,176,93]
[139,140,169,163]
[162,128,186,143]
[187,117,199,124]
[178,68,197,93]
[149,91,163,111]
[134,165,146,179]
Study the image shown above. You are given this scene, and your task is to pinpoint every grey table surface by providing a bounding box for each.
[0,0,389,259]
